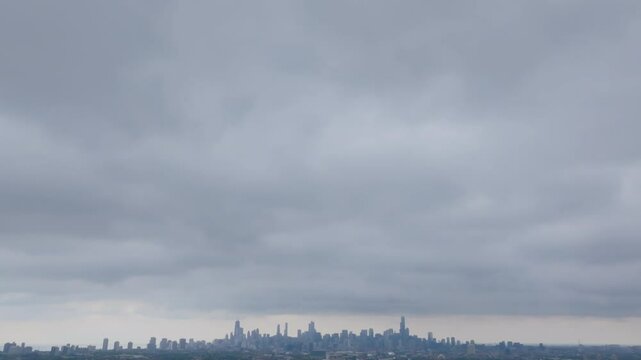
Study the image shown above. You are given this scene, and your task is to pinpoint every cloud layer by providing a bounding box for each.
[1,0,641,325]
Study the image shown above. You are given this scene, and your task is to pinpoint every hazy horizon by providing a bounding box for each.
[2,0,641,349]
[7,315,641,348]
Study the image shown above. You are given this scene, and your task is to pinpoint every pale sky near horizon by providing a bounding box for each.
[2,0,641,346]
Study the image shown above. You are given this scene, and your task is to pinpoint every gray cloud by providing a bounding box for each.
[1,0,641,322]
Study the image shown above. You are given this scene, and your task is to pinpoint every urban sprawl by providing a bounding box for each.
[3,317,640,360]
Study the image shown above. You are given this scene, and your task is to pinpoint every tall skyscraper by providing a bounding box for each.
[277,324,281,336]
[102,338,109,351]
[308,321,316,334]
[127,342,133,351]
[284,322,288,337]
[400,316,409,338]
[231,320,245,345]
[113,341,120,351]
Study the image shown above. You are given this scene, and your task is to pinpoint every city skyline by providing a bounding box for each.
[5,317,640,360]
[4,315,641,350]
[80,316,486,351]
[0,316,620,352]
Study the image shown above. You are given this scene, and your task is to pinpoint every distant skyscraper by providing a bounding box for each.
[127,342,133,351]
[340,330,348,343]
[102,338,109,351]
[399,316,409,338]
[277,324,281,336]
[284,322,288,337]
[159,338,168,351]
[308,321,316,334]
[147,337,156,351]
[113,341,120,351]
[467,342,476,355]
[233,320,245,344]
[234,320,241,338]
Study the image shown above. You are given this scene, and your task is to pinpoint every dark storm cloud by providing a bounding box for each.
[1,0,641,320]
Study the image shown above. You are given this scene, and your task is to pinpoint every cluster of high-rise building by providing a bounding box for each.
[3,316,478,356]
[4,317,641,360]
[100,338,133,352]
[2,342,100,356]
[5,316,641,360]
[0,316,576,358]
[2,342,33,355]
[211,316,478,353]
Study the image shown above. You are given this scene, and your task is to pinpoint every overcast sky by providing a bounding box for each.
[1,0,641,346]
